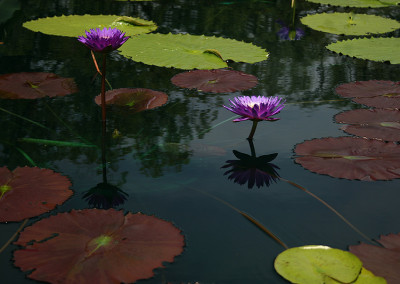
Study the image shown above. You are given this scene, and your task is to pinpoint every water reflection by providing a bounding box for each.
[221,139,280,189]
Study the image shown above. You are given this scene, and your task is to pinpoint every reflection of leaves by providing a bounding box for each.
[14,209,184,284]
[83,182,128,209]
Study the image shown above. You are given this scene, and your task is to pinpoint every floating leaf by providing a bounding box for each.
[301,13,400,35]
[335,80,400,109]
[171,69,258,93]
[94,88,168,112]
[294,137,400,181]
[14,209,184,284]
[305,0,399,8]
[0,72,78,99]
[326,37,400,64]
[274,245,363,284]
[335,109,400,141]
[353,268,387,284]
[350,233,400,284]
[23,15,157,37]
[119,33,269,70]
[0,167,72,222]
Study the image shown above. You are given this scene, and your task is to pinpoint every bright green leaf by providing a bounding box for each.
[326,37,400,64]
[119,33,269,70]
[301,13,400,35]
[22,15,157,37]
[274,245,363,284]
[305,0,400,8]
[353,268,387,284]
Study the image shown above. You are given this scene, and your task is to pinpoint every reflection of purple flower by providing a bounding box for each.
[77,27,129,53]
[277,20,305,41]
[83,182,128,209]
[223,96,285,122]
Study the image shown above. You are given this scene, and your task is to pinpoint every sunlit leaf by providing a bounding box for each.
[294,137,400,181]
[23,15,157,37]
[353,268,387,284]
[14,209,184,284]
[0,72,78,99]
[326,38,400,64]
[0,167,72,222]
[305,0,399,8]
[301,13,400,35]
[119,33,269,70]
[171,69,258,93]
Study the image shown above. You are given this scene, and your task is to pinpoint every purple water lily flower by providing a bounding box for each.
[77,27,129,53]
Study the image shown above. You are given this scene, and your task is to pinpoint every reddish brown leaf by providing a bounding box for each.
[0,167,73,222]
[14,209,185,284]
[349,233,400,284]
[335,80,400,109]
[0,72,78,99]
[171,69,258,93]
[94,88,168,112]
[335,109,400,142]
[294,137,400,181]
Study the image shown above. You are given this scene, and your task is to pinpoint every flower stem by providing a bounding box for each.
[101,54,107,124]
[248,120,259,140]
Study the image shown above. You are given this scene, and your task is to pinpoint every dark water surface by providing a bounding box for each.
[1,0,400,283]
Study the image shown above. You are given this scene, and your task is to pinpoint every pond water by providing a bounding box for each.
[1,0,400,283]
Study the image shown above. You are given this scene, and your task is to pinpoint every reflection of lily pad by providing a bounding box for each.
[171,69,258,93]
[23,15,157,37]
[0,167,73,222]
[14,209,184,284]
[274,245,363,284]
[119,33,269,70]
[0,72,78,99]
[94,88,168,112]
[301,13,400,35]
[295,137,400,181]
[327,37,400,64]
[335,109,400,141]
[305,0,400,8]
[350,233,400,284]
[335,80,400,109]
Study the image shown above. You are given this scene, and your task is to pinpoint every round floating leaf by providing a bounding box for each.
[23,15,157,37]
[327,37,400,64]
[301,13,400,35]
[94,88,168,112]
[274,245,363,284]
[0,72,78,99]
[171,69,258,93]
[335,109,400,141]
[353,268,387,284]
[294,137,400,181]
[0,167,73,222]
[350,233,400,283]
[119,33,269,70]
[14,209,184,284]
[305,0,399,8]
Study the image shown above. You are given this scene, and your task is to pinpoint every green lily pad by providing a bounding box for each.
[119,33,269,70]
[305,0,400,8]
[301,13,400,35]
[353,268,387,284]
[326,37,400,64]
[22,15,157,37]
[274,245,363,284]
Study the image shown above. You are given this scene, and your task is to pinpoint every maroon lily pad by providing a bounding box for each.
[0,166,73,222]
[94,88,168,112]
[14,209,185,284]
[0,72,78,99]
[335,80,400,109]
[294,137,400,181]
[335,109,400,142]
[349,233,400,284]
[171,69,258,93]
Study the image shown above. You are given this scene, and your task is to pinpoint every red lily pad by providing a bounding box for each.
[94,88,168,112]
[171,69,258,93]
[14,209,184,284]
[0,166,73,222]
[349,233,400,284]
[294,137,400,181]
[335,109,400,142]
[335,80,400,109]
[0,72,78,99]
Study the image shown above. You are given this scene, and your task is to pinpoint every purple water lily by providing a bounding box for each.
[77,27,129,53]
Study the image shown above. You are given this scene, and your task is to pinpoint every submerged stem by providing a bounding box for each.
[0,219,29,254]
